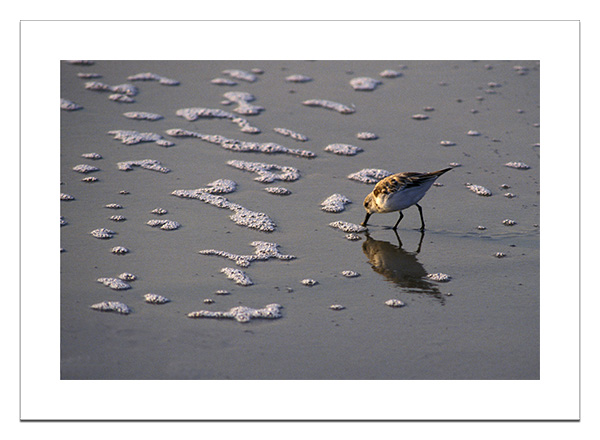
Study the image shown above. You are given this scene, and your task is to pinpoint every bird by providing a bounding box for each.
[361,167,452,231]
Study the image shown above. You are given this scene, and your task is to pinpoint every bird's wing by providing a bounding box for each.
[373,173,410,197]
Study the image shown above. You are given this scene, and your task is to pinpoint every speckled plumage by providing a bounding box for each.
[362,168,451,230]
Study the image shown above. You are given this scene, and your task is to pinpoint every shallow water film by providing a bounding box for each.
[61,60,539,379]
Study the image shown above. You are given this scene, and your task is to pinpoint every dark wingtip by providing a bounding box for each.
[433,167,453,176]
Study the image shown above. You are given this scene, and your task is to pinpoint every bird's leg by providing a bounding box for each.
[392,211,404,230]
[416,203,425,231]
[393,228,403,248]
[361,212,371,227]
[416,229,425,253]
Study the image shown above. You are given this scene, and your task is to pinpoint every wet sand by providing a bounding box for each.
[60,60,539,380]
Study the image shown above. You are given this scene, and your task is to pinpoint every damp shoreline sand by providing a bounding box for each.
[61,60,539,379]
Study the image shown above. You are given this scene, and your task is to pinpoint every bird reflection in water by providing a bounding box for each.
[362,231,445,303]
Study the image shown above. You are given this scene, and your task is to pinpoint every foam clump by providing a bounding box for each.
[348,168,392,184]
[123,111,163,121]
[273,127,309,142]
[146,219,181,230]
[329,221,367,233]
[229,209,276,232]
[97,277,131,290]
[61,193,75,201]
[61,98,83,111]
[440,140,456,146]
[151,208,168,215]
[264,187,291,196]
[77,72,102,79]
[321,194,352,213]
[174,108,260,134]
[91,228,116,239]
[302,99,355,114]
[341,270,360,278]
[187,303,282,323]
[385,299,405,308]
[90,301,131,315]
[221,267,253,286]
[227,160,300,183]
[350,77,382,91]
[222,69,257,82]
[222,91,264,115]
[357,132,378,140]
[502,219,517,226]
[211,78,237,86]
[505,161,531,169]
[144,293,171,304]
[126,72,179,85]
[117,159,170,173]
[73,164,99,174]
[324,143,363,156]
[465,183,492,196]
[380,69,402,78]
[109,94,135,103]
[330,304,345,310]
[286,74,312,83]
[111,246,129,254]
[85,81,138,96]
[172,182,275,232]
[426,273,452,282]
[82,152,102,160]
[173,179,237,197]
[199,241,295,267]
[118,272,137,281]
[301,279,318,286]
[108,129,165,145]
[166,128,314,158]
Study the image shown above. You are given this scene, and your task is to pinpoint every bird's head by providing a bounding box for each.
[363,193,376,214]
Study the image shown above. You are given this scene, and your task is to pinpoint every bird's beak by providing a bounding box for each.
[361,212,371,227]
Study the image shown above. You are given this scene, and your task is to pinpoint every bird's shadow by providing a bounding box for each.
[361,230,445,303]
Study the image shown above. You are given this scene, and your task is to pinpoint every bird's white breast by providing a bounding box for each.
[375,181,434,212]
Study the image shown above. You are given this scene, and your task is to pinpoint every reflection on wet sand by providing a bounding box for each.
[362,231,444,302]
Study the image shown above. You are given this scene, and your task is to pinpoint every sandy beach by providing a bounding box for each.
[60,60,539,380]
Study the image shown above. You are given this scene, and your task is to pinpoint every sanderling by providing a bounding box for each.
[361,168,452,231]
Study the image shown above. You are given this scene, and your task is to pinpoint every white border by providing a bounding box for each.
[20,20,579,421]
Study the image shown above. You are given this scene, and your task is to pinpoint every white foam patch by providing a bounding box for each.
[350,77,382,91]
[199,241,295,267]
[126,72,179,85]
[187,303,282,323]
[90,301,131,315]
[220,267,254,286]
[465,183,492,196]
[347,168,393,184]
[302,99,355,114]
[321,194,352,213]
[166,128,315,158]
[173,108,260,134]
[227,160,301,183]
[117,159,170,173]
